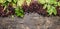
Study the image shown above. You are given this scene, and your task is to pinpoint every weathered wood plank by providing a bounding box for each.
[0,13,60,29]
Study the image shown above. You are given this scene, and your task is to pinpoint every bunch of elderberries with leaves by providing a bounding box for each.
[0,0,16,17]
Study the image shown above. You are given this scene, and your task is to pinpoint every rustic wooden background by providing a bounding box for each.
[0,13,60,29]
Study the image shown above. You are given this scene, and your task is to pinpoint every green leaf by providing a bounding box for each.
[58,1,60,6]
[12,2,16,8]
[47,4,51,10]
[47,5,57,15]
[19,7,24,13]
[45,0,50,3]
[17,0,25,6]
[7,0,12,2]
[26,0,31,6]
[43,4,47,9]
[47,8,53,15]
[52,6,57,15]
[0,0,6,3]
[38,0,45,4]
[3,1,9,6]
[46,0,57,4]
[13,0,17,3]
[15,7,24,17]
[15,7,19,13]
